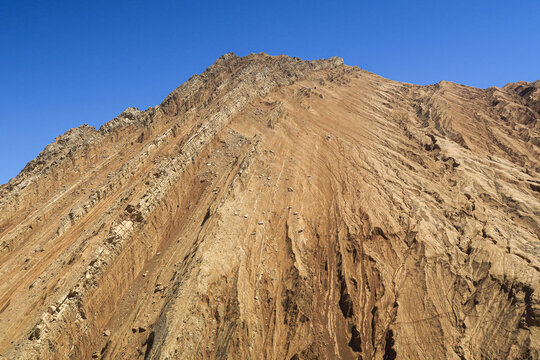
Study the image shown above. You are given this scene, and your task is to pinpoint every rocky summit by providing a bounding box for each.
[0,53,539,360]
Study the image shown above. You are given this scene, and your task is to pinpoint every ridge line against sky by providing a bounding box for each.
[1,0,539,184]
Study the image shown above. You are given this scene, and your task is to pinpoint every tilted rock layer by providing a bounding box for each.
[0,53,539,360]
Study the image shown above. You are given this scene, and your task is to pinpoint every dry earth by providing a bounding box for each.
[0,53,539,359]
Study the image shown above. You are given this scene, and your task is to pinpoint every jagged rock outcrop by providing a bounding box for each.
[0,53,539,360]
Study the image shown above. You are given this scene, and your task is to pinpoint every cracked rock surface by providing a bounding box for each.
[0,53,539,359]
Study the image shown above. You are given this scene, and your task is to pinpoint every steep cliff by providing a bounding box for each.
[0,53,539,359]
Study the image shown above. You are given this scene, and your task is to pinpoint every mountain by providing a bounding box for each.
[0,53,539,360]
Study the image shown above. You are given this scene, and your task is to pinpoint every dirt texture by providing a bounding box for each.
[0,53,539,360]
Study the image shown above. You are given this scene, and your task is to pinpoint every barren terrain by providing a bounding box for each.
[0,53,539,359]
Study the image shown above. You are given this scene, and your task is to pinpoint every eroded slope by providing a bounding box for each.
[0,53,539,360]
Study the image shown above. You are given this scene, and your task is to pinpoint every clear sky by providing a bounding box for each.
[1,1,539,184]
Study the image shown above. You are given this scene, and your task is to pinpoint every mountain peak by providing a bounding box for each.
[1,54,539,359]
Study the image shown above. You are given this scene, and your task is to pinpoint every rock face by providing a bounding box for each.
[0,53,539,360]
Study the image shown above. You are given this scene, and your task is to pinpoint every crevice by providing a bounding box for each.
[348,325,362,353]
[100,340,110,357]
[337,250,354,319]
[383,330,397,360]
[524,285,540,327]
[371,306,378,347]
[0,299,10,314]
[143,331,155,360]
[529,183,540,193]
[201,209,211,227]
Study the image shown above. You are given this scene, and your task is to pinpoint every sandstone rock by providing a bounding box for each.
[0,53,538,360]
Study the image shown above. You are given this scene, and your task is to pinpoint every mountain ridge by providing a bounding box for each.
[0,52,539,359]
[4,52,539,190]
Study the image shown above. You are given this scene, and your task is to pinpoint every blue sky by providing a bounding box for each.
[1,0,539,184]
